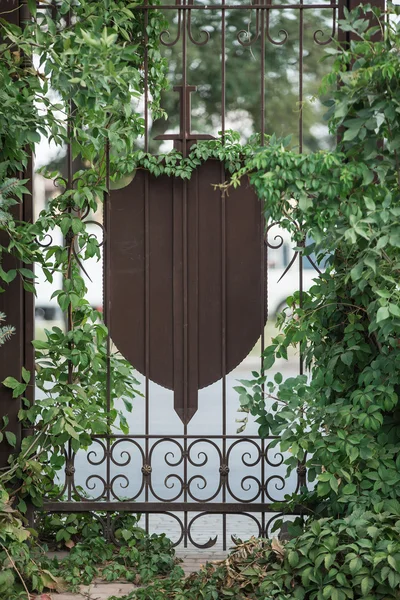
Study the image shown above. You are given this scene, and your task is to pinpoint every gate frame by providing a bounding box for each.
[0,0,385,548]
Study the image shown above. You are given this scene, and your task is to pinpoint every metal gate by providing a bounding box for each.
[0,0,382,550]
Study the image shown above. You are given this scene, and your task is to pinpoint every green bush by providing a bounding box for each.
[119,503,400,600]
[121,5,400,600]
[234,4,400,515]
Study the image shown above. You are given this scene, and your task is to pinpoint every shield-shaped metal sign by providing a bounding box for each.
[108,160,266,424]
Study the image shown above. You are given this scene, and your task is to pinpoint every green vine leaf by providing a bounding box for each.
[5,431,16,447]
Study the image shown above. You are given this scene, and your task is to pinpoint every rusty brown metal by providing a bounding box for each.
[15,0,385,550]
[108,162,264,424]
[0,0,34,468]
[155,86,214,153]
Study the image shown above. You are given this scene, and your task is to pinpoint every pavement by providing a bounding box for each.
[40,547,227,600]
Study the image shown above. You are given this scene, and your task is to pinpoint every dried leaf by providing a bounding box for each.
[271,537,285,560]
[40,570,66,592]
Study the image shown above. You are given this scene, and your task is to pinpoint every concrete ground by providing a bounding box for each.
[36,512,278,598]
[44,548,226,600]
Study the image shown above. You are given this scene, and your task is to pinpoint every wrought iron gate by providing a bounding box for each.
[0,0,384,550]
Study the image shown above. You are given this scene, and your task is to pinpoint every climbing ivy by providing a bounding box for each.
[1,1,399,598]
[0,0,171,595]
[232,3,400,516]
[119,5,400,599]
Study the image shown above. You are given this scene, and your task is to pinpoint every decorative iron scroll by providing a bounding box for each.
[37,0,347,552]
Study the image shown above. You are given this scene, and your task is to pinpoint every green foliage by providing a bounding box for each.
[0,0,166,497]
[0,487,67,598]
[0,502,180,599]
[149,7,334,152]
[0,0,169,596]
[36,512,180,593]
[0,311,14,347]
[112,129,265,180]
[1,1,399,598]
[232,4,400,517]
[119,502,400,600]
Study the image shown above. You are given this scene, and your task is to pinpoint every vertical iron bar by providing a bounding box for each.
[65,0,73,497]
[221,0,226,138]
[144,1,149,155]
[299,1,304,376]
[260,210,266,536]
[104,142,111,503]
[260,0,267,533]
[299,2,304,154]
[182,0,188,159]
[144,0,150,535]
[182,0,188,548]
[144,170,150,519]
[298,2,306,494]
[221,161,227,551]
[261,0,266,144]
[221,0,227,550]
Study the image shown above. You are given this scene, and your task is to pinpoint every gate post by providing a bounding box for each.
[0,0,34,468]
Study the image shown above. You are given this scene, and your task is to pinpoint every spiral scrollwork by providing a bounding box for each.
[47,431,303,546]
[84,474,107,501]
[264,441,284,468]
[265,219,322,282]
[264,474,287,502]
[241,475,262,496]
[109,439,146,500]
[313,8,336,46]
[36,233,54,248]
[187,512,218,549]
[265,222,284,250]
[226,440,262,502]
[237,10,261,47]
[186,440,223,501]
[110,438,144,467]
[227,438,262,468]
[187,5,211,47]
[161,474,184,501]
[147,439,185,501]
[83,220,106,248]
[87,439,107,466]
[160,8,182,47]
[53,175,67,189]
[266,10,288,46]
[110,474,130,496]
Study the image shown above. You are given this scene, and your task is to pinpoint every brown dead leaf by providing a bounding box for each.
[40,570,66,593]
[271,537,285,560]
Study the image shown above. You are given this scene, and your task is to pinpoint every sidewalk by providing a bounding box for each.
[43,548,226,600]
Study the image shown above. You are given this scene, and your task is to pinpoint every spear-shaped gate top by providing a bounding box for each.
[108,84,266,424]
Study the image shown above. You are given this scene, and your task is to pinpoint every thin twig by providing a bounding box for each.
[0,542,30,599]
